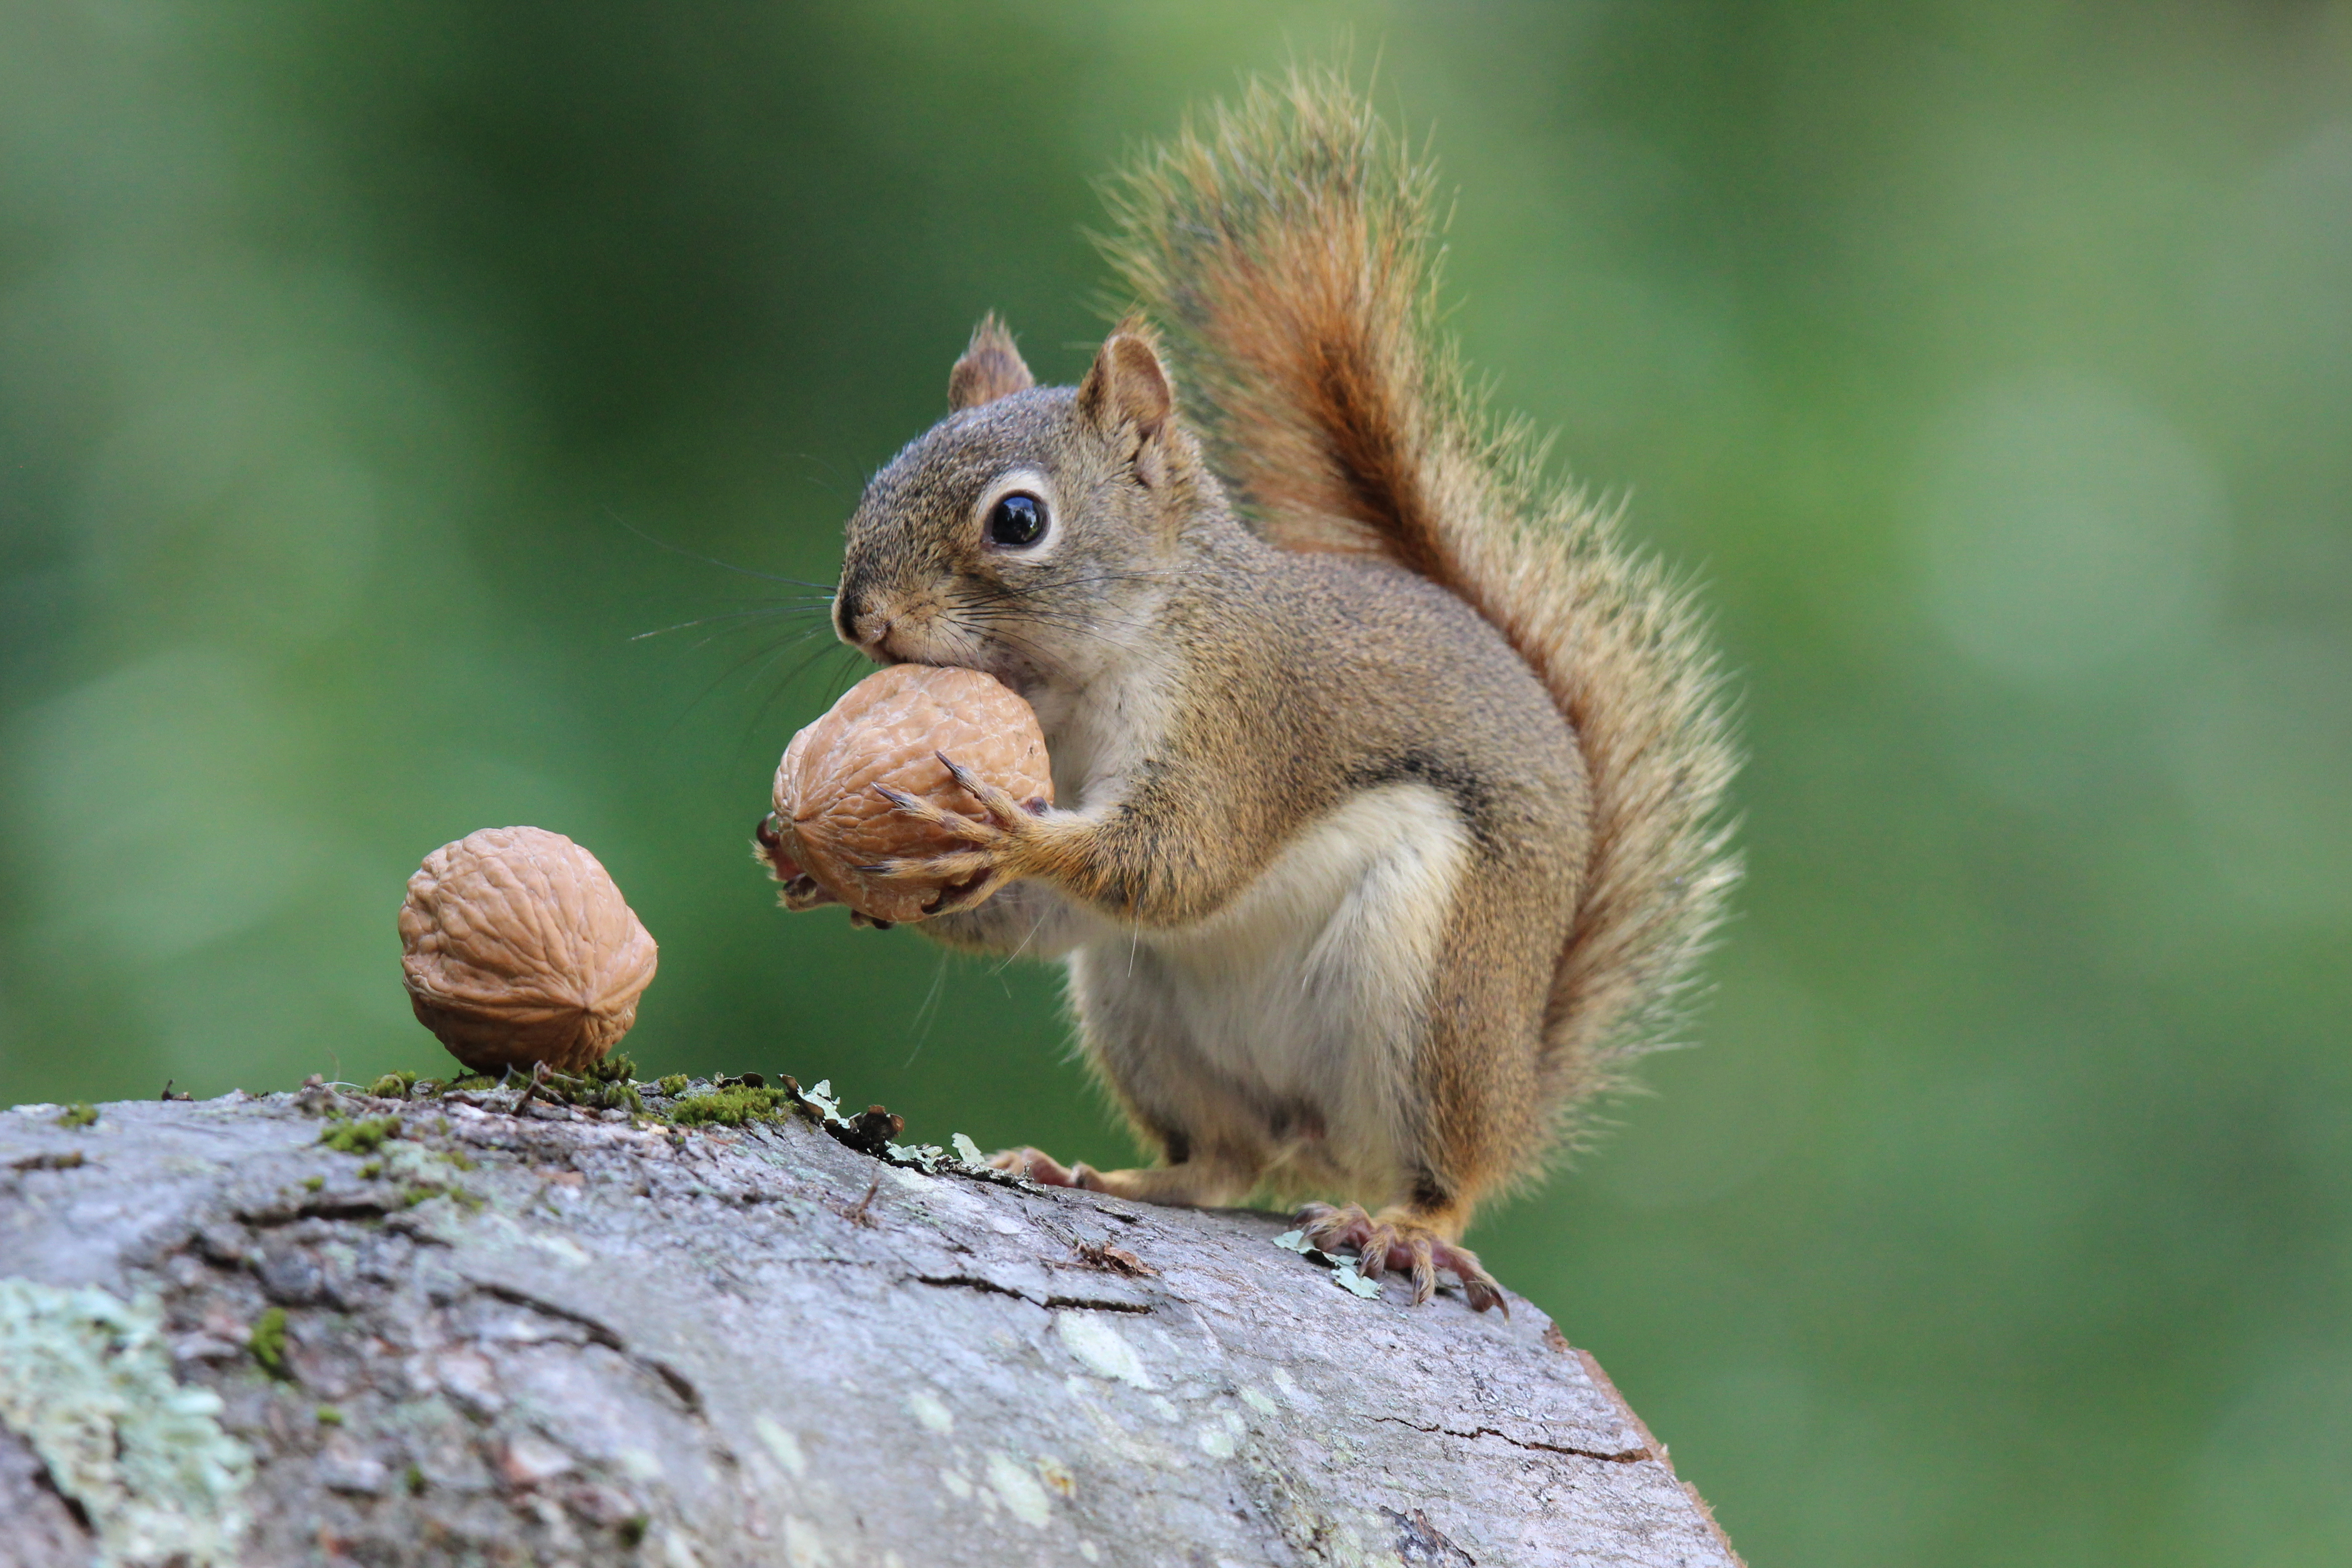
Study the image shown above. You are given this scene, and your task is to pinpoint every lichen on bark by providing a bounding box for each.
[0,1087,1739,1567]
[0,1277,255,1565]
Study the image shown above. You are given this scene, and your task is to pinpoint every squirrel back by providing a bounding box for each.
[1101,71,1741,1124]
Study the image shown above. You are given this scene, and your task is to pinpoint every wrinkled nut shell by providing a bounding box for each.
[399,826,658,1075]
[770,664,1052,924]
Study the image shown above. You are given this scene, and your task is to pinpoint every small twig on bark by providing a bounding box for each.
[831,1173,883,1226]
[508,1061,554,1116]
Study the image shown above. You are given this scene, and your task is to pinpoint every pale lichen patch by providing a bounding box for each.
[754,1414,807,1477]
[522,1231,592,1266]
[1055,1313,1152,1389]
[905,1388,954,1434]
[986,1449,1053,1527]
[0,1277,254,1566]
[781,1514,825,1568]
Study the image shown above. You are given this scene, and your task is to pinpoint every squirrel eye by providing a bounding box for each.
[988,492,1047,549]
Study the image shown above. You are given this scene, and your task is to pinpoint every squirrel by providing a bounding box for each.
[778,71,1738,1312]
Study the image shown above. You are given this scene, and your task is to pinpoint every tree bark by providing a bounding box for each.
[0,1086,1740,1568]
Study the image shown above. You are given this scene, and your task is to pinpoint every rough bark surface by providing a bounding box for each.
[0,1089,1740,1568]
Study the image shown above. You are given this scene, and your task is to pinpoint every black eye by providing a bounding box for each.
[988,492,1047,548]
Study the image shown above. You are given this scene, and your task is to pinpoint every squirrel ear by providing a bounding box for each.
[1077,326,1175,486]
[948,314,1035,410]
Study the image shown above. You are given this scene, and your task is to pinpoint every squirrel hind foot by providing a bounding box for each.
[994,1150,1264,1209]
[1295,1202,1507,1315]
[988,1146,1104,1190]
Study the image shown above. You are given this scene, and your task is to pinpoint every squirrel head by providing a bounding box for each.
[834,315,1213,698]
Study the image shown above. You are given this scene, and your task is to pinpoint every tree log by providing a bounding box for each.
[0,1087,1740,1567]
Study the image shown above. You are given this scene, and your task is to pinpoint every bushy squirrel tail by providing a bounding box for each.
[1102,69,1741,1124]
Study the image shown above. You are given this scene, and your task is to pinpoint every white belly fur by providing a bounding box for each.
[1072,781,1471,1185]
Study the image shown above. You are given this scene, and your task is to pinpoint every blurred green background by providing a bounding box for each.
[3,3,2347,1563]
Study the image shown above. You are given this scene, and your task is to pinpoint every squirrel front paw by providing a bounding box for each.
[755,813,844,913]
[778,876,841,913]
[863,751,1057,914]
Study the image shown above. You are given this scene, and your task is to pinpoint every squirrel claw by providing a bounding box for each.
[1295,1202,1507,1315]
[853,848,998,884]
[872,783,1000,847]
[923,871,1005,916]
[867,760,1046,889]
[936,752,1031,828]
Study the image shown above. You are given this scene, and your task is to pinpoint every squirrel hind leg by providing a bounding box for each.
[1295,1201,1507,1315]
[989,1147,1261,1209]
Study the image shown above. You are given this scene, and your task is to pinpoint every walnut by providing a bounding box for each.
[398,826,658,1075]
[762,664,1052,924]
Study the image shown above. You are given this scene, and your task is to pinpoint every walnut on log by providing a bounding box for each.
[398,826,658,1077]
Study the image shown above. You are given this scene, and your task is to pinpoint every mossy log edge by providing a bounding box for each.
[0,1089,1740,1567]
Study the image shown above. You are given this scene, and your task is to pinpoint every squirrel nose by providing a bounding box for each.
[834,588,894,654]
[833,586,868,646]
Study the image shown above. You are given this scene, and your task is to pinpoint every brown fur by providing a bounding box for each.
[1101,69,1741,1127]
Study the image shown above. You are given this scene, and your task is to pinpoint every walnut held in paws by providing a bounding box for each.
[764,664,1052,924]
[398,826,658,1075]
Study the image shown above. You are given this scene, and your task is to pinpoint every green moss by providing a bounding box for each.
[301,1176,324,1192]
[575,1078,642,1113]
[404,1463,425,1496]
[655,1075,689,1096]
[667,1085,797,1127]
[315,1405,343,1426]
[55,1103,97,1130]
[318,1116,399,1155]
[248,1308,290,1380]
[619,1515,649,1546]
[437,1148,476,1172]
[530,1056,643,1113]
[366,1071,418,1099]
[445,1075,494,1092]
[356,1160,382,1180]
[402,1181,481,1212]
